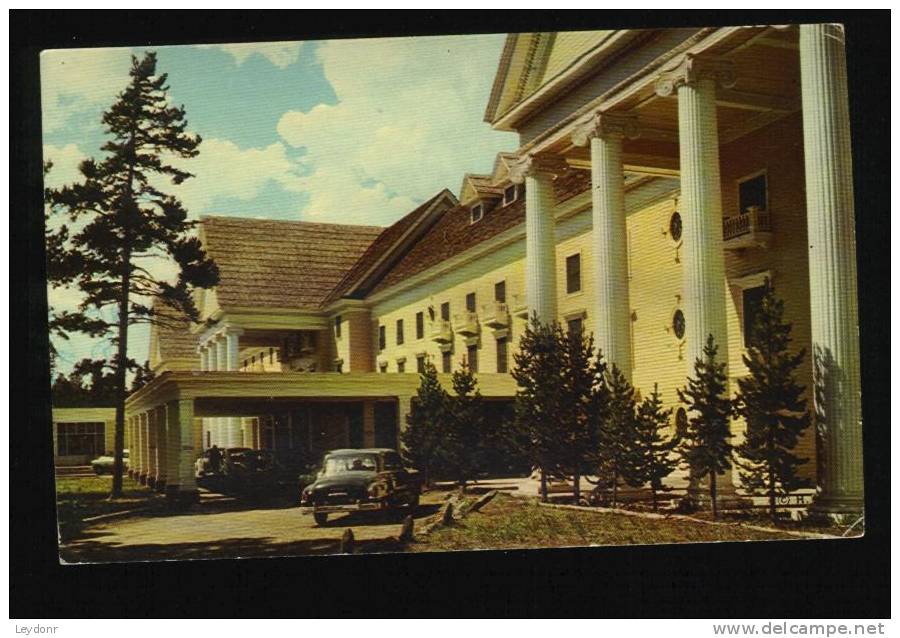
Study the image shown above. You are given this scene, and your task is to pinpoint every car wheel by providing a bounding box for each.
[313,512,328,526]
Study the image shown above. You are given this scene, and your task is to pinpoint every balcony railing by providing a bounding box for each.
[429,319,453,343]
[481,301,510,329]
[723,207,772,249]
[511,294,529,319]
[453,311,480,336]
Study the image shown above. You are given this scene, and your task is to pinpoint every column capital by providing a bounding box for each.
[218,326,244,339]
[508,153,568,185]
[571,112,640,147]
[655,53,736,97]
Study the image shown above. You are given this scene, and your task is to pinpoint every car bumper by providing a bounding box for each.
[299,501,387,515]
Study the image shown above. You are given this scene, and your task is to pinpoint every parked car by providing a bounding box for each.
[299,448,420,526]
[91,449,129,475]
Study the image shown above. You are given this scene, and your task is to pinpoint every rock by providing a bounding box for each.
[340,528,355,554]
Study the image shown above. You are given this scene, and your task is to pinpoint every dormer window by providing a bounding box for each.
[503,184,518,206]
[470,203,484,224]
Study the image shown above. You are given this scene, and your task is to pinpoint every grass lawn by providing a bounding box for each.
[56,475,163,540]
[411,493,802,552]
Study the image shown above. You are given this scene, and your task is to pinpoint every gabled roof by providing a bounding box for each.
[148,300,198,371]
[371,167,591,295]
[200,216,382,312]
[323,189,458,305]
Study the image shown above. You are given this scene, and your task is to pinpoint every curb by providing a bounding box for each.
[536,501,842,540]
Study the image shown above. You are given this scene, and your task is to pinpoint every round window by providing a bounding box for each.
[672,309,685,340]
[675,407,688,433]
[669,211,683,242]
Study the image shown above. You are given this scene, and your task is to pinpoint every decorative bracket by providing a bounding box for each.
[508,153,569,185]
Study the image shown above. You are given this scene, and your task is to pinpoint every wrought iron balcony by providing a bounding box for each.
[481,301,510,329]
[453,311,480,336]
[723,206,772,249]
[429,319,453,343]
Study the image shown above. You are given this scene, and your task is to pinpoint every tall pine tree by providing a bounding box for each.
[558,325,596,501]
[401,360,448,488]
[677,334,733,519]
[735,282,810,522]
[512,315,567,502]
[632,383,679,511]
[45,52,219,497]
[595,363,637,508]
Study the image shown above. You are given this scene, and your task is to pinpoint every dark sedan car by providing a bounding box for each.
[299,448,420,526]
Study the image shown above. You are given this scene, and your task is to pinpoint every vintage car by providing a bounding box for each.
[299,448,420,526]
[91,449,129,475]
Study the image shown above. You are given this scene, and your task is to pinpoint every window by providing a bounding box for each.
[466,292,476,312]
[467,344,479,373]
[397,359,406,373]
[669,211,683,242]
[378,325,386,351]
[566,253,582,294]
[379,362,388,374]
[742,285,767,348]
[243,359,248,369]
[416,311,424,339]
[739,173,768,213]
[496,337,508,373]
[396,319,404,345]
[503,184,518,206]
[440,301,450,321]
[672,309,686,340]
[442,350,452,373]
[57,422,105,457]
[675,407,688,434]
[494,280,506,303]
[470,203,483,223]
[416,354,426,373]
[567,317,583,337]
[334,315,342,338]
[335,361,343,373]
[269,347,274,364]
[251,355,256,368]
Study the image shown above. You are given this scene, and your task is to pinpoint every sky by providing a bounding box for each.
[43,35,518,377]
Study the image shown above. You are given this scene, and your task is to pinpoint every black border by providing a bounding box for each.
[11,10,890,619]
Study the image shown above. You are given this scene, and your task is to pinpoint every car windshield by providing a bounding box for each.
[323,453,378,475]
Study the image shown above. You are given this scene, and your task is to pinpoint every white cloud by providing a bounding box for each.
[276,34,517,225]
[42,143,87,188]
[197,41,303,69]
[40,47,133,134]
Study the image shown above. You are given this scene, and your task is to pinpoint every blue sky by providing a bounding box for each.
[42,35,517,375]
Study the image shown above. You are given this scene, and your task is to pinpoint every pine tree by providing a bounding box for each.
[130,360,155,393]
[443,359,486,492]
[556,325,596,501]
[45,52,219,497]
[511,315,567,502]
[401,360,448,487]
[632,383,679,511]
[595,363,637,508]
[677,334,733,519]
[735,282,810,523]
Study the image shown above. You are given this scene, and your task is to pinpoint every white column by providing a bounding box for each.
[572,112,638,378]
[146,410,158,488]
[799,24,863,515]
[510,155,562,324]
[658,55,740,504]
[155,405,168,491]
[140,412,151,484]
[167,398,198,503]
[223,328,244,448]
[214,336,227,447]
[199,346,210,372]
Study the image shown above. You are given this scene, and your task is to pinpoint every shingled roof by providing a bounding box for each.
[201,216,383,312]
[323,190,455,304]
[154,306,197,360]
[371,168,591,294]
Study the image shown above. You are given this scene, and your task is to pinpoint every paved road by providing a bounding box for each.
[60,490,450,563]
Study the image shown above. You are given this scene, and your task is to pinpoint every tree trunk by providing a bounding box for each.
[539,467,548,503]
[573,468,581,502]
[651,484,658,512]
[612,468,618,508]
[710,472,718,520]
[768,431,777,524]
[111,246,132,499]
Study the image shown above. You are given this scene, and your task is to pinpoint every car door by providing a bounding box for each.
[381,452,410,500]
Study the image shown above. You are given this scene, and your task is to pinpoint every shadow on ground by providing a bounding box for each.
[60,534,407,563]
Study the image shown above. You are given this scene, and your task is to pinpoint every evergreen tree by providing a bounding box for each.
[735,282,810,523]
[511,315,567,502]
[595,363,637,508]
[401,360,448,487]
[632,383,679,511]
[677,334,733,519]
[45,52,218,497]
[557,325,596,501]
[443,359,486,492]
[130,360,155,393]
